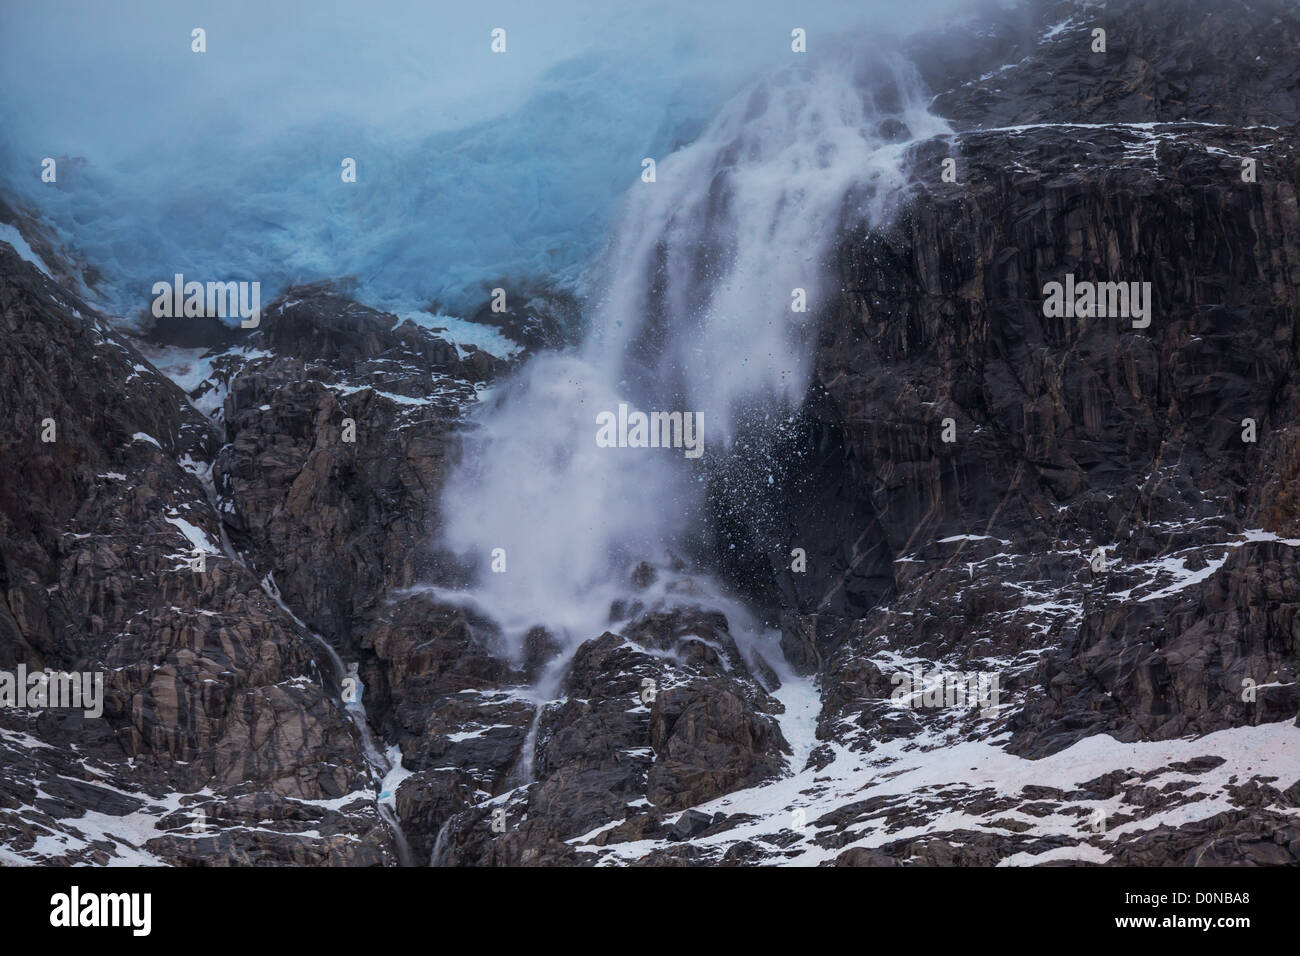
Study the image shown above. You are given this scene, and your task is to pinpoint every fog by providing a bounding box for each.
[0,0,972,320]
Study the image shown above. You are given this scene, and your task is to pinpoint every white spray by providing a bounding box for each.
[436,52,949,710]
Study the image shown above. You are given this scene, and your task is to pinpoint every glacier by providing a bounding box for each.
[0,0,966,329]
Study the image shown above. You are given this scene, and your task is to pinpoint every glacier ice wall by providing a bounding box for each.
[0,0,965,327]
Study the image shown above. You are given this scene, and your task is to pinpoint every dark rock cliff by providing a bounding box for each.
[780,0,1300,760]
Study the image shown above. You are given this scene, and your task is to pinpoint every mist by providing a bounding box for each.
[0,0,971,322]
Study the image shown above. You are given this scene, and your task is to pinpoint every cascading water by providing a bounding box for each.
[434,51,950,770]
[259,574,414,866]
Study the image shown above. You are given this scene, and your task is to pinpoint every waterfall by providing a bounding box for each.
[435,51,949,691]
[260,573,414,866]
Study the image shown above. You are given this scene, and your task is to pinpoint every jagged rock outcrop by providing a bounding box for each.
[0,247,397,864]
[427,605,790,866]
[213,288,480,649]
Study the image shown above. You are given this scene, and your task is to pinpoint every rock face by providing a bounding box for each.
[0,251,395,864]
[3,0,1300,867]
[761,0,1300,864]
[793,114,1300,757]
[821,1,1300,759]
[425,607,790,867]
